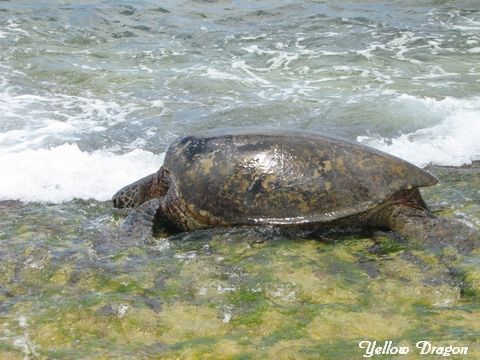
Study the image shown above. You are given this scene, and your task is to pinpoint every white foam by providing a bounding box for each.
[0,90,137,152]
[0,144,164,203]
[2,93,479,203]
[0,80,166,204]
[358,95,480,167]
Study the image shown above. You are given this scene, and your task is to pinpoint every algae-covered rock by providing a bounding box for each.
[0,164,479,359]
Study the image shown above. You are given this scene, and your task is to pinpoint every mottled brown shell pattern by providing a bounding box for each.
[163,127,438,226]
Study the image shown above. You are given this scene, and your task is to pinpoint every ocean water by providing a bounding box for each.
[1,1,480,358]
[1,0,479,203]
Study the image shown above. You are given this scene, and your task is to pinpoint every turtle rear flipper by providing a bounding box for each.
[385,204,479,254]
[120,198,162,244]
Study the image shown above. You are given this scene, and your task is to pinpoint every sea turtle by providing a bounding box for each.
[113,127,478,251]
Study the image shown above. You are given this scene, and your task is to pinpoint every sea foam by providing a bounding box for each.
[358,95,480,167]
[1,94,478,204]
[0,144,164,203]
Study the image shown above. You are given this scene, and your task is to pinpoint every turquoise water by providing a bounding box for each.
[1,0,479,203]
[1,1,480,358]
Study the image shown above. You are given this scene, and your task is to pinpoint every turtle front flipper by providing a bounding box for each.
[120,198,162,244]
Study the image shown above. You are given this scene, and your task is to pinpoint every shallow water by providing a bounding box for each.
[1,0,480,358]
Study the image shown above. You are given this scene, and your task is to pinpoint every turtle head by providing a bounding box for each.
[112,169,167,209]
[112,181,144,209]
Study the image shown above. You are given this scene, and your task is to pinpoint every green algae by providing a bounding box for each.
[1,164,480,359]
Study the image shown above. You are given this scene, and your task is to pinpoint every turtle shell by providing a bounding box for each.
[164,127,438,226]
